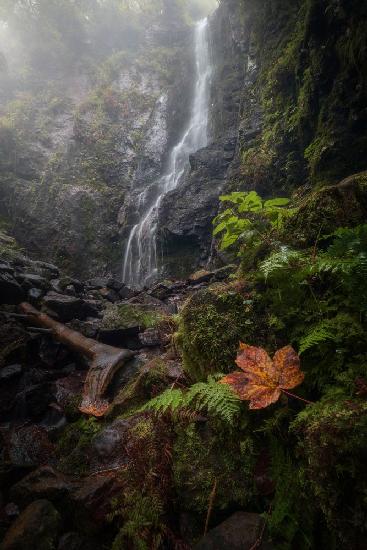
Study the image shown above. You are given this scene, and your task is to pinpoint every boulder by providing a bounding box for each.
[58,276,84,293]
[80,299,102,318]
[31,260,60,276]
[6,426,55,468]
[188,269,213,284]
[15,382,54,420]
[286,172,367,246]
[194,512,273,550]
[16,273,49,290]
[10,466,75,508]
[98,327,142,350]
[147,280,175,300]
[28,287,44,303]
[71,473,123,531]
[98,287,120,303]
[106,278,124,292]
[64,285,76,296]
[42,292,94,322]
[139,328,162,347]
[0,273,25,305]
[2,499,61,550]
[87,278,108,290]
[118,286,135,300]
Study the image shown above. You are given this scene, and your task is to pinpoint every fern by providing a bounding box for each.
[141,375,241,424]
[260,246,304,280]
[140,388,185,415]
[299,321,337,355]
[186,376,241,423]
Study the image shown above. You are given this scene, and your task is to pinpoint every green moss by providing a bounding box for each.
[292,398,367,547]
[266,439,316,550]
[107,358,177,420]
[237,0,367,192]
[102,304,163,331]
[178,284,254,382]
[173,421,255,516]
[284,172,367,245]
[56,417,101,476]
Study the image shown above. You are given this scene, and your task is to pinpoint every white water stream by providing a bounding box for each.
[122,18,212,288]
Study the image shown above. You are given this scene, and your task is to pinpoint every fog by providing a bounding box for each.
[0,0,218,95]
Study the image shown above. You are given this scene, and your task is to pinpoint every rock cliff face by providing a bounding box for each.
[158,0,367,276]
[0,7,193,279]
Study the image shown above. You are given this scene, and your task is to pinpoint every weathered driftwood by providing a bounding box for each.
[19,302,134,417]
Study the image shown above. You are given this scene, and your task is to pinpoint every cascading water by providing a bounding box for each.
[122,18,212,288]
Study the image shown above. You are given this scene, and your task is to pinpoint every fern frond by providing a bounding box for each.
[260,247,304,281]
[314,255,359,275]
[140,388,185,414]
[186,376,241,423]
[141,375,241,423]
[299,321,337,355]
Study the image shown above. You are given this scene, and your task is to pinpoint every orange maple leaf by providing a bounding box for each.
[221,344,305,409]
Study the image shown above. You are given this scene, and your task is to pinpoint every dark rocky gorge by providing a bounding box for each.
[1,0,367,549]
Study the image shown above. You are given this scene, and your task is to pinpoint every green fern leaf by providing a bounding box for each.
[260,247,304,281]
[299,322,337,355]
[140,388,185,414]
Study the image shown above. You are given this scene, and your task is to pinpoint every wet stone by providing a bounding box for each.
[0,364,23,381]
[2,499,61,550]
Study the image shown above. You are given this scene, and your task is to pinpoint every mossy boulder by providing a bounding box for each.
[56,418,102,476]
[107,356,185,419]
[285,172,367,245]
[178,284,254,382]
[101,303,164,331]
[173,422,255,515]
[292,398,367,547]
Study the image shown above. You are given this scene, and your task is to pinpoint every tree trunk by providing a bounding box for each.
[20,302,134,417]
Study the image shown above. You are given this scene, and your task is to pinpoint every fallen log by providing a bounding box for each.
[19,302,134,417]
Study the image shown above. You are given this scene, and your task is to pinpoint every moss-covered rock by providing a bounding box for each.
[235,0,367,194]
[101,303,164,331]
[292,398,367,548]
[178,284,254,382]
[173,421,255,515]
[56,418,102,476]
[107,356,184,419]
[285,172,367,245]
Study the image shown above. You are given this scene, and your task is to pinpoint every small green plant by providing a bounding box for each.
[213,191,294,250]
[141,375,241,424]
[110,491,165,550]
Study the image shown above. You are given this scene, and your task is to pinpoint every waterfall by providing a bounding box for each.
[122,18,212,288]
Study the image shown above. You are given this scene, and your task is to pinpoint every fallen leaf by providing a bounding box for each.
[221,344,304,409]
